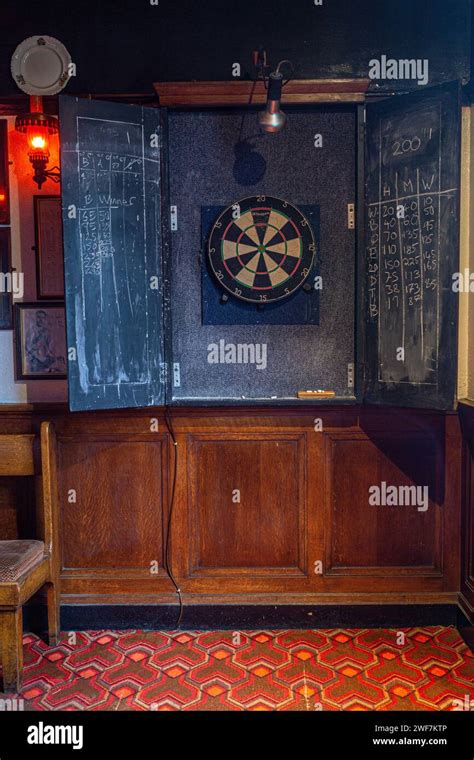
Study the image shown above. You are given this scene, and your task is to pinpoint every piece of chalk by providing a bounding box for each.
[297,390,336,398]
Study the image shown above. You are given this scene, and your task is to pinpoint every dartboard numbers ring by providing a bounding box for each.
[208,196,316,304]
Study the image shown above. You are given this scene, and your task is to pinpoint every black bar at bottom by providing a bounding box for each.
[0,710,472,758]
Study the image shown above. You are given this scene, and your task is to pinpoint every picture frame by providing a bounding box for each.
[34,195,64,299]
[14,302,67,380]
[0,228,13,330]
[0,120,9,226]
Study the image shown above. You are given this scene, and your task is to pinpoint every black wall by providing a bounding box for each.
[1,0,471,97]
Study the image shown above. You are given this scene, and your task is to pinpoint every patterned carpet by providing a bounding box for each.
[1,626,473,711]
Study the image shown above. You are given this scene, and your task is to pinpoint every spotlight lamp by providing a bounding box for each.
[258,59,294,134]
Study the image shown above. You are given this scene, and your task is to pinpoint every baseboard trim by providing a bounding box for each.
[24,603,466,632]
[458,592,474,624]
[59,591,459,605]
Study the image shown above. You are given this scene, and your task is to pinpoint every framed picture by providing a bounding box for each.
[34,195,64,299]
[14,302,67,380]
[0,120,10,226]
[0,228,12,329]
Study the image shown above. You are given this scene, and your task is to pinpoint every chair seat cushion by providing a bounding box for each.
[0,540,45,582]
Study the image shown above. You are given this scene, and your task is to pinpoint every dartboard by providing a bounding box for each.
[208,196,316,304]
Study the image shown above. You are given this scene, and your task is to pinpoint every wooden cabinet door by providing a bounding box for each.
[363,82,460,410]
[60,96,166,411]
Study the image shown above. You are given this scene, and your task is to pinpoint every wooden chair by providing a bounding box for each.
[0,421,60,692]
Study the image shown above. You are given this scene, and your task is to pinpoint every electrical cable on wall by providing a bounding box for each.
[163,406,183,627]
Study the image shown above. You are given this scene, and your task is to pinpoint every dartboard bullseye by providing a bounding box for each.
[208,196,316,304]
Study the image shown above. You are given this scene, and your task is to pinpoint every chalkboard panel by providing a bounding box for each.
[59,96,165,411]
[364,82,460,409]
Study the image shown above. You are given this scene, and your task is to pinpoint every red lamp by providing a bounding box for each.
[15,96,60,189]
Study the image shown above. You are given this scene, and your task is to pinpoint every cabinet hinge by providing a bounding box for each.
[170,205,178,231]
[173,362,181,388]
[347,203,355,230]
[347,362,355,390]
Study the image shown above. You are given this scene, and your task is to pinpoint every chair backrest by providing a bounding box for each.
[0,423,59,559]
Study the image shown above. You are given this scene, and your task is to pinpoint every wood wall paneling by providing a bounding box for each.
[187,434,307,576]
[459,402,474,632]
[57,426,171,598]
[325,432,441,575]
[0,405,464,606]
[45,408,463,600]
[0,478,34,540]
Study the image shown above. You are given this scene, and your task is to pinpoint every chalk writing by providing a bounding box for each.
[366,102,457,386]
[60,97,164,410]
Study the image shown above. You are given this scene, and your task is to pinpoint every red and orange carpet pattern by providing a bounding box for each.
[2,626,473,711]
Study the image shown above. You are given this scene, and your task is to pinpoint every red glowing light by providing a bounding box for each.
[26,125,49,154]
[14,100,60,188]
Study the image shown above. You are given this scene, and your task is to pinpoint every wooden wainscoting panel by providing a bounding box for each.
[325,430,443,578]
[0,477,21,539]
[0,403,457,604]
[0,477,35,540]
[58,434,171,593]
[465,442,474,596]
[181,432,311,591]
[459,402,474,624]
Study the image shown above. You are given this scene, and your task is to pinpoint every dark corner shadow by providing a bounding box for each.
[358,407,447,507]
